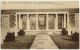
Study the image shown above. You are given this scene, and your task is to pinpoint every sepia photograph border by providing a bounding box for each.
[0,0,80,50]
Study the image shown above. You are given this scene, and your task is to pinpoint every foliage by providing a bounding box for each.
[72,32,79,41]
[4,32,15,43]
[61,28,68,35]
[18,29,25,36]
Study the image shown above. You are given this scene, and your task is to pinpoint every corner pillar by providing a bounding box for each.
[67,14,71,36]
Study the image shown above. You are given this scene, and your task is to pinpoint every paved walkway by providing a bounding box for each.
[30,33,59,49]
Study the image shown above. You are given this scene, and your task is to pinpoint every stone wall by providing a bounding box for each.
[69,13,79,35]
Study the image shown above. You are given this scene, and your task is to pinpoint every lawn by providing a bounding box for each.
[1,35,36,49]
[50,35,79,49]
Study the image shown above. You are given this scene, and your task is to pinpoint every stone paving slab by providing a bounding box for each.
[30,33,59,49]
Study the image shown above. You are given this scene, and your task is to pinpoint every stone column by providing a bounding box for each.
[26,14,27,30]
[15,14,17,29]
[27,14,30,30]
[19,14,22,29]
[62,16,64,28]
[36,14,38,30]
[19,14,20,29]
[46,14,48,30]
[64,14,66,28]
[55,14,58,30]
[21,14,22,29]
[15,14,17,36]
[67,14,71,36]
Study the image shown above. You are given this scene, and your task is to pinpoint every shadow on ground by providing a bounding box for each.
[50,35,79,49]
[1,35,36,49]
[61,37,72,41]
